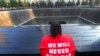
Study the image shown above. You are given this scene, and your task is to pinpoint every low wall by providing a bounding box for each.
[0,25,100,54]
[0,11,14,26]
[0,9,35,27]
[32,8,100,23]
[0,8,100,27]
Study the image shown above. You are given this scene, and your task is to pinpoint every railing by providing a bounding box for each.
[0,25,100,54]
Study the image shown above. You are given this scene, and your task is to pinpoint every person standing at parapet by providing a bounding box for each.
[40,21,76,56]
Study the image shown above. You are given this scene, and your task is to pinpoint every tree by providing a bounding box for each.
[0,0,7,7]
[55,0,60,7]
[85,0,89,5]
[89,0,94,7]
[26,2,31,7]
[55,0,67,7]
[67,0,71,6]
[39,0,47,8]
[76,0,80,6]
[67,0,75,7]
[23,0,26,7]
[83,0,88,5]
[60,0,67,7]
[47,0,53,8]
[95,0,100,5]
[72,0,75,6]
[9,0,18,7]
[18,0,24,7]
[81,0,85,5]
[35,2,40,8]
[31,2,35,7]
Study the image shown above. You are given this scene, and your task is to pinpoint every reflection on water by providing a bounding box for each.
[0,32,9,47]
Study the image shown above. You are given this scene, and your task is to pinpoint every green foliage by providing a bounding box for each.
[9,0,18,7]
[95,0,100,5]
[60,0,67,6]
[18,0,24,7]
[81,0,85,5]
[76,0,80,6]
[27,2,31,7]
[89,0,94,7]
[35,2,40,8]
[0,0,7,7]
[82,0,88,5]
[39,1,47,7]
[89,0,92,5]
[55,0,60,7]
[55,0,67,7]
[31,2,35,7]
[85,0,89,5]
[0,0,98,8]
[24,1,29,7]
[89,0,92,6]
[72,0,75,6]
[47,0,53,8]
[67,1,75,7]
